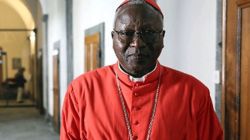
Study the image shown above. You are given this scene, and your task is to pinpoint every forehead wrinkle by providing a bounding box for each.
[114,4,163,30]
[116,15,143,30]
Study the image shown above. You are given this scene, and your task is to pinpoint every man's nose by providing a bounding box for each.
[130,32,145,47]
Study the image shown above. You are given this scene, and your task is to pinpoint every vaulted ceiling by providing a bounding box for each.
[0,0,35,29]
[0,0,40,78]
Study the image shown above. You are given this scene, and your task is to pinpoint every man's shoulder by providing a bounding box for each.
[71,64,115,85]
[161,65,208,90]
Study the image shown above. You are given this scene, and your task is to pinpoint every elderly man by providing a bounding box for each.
[60,0,223,140]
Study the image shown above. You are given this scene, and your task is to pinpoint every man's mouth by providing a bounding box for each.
[128,54,149,61]
[128,53,147,57]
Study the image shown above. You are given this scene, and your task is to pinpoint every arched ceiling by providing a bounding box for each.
[0,0,35,29]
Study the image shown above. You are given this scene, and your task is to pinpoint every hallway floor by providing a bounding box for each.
[0,107,59,140]
[0,99,35,107]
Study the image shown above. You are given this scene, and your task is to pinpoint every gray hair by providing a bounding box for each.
[128,0,145,5]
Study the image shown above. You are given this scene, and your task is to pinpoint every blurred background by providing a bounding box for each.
[0,0,249,140]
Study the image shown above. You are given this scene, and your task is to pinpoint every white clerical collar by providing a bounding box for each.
[118,62,157,82]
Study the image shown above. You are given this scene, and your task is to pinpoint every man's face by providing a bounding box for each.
[112,4,165,77]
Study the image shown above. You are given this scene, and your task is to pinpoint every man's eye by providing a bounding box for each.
[143,30,155,35]
[120,31,134,36]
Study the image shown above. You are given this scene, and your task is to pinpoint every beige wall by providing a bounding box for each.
[0,32,31,81]
[0,1,34,93]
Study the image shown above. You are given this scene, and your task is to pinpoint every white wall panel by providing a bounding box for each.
[73,0,217,106]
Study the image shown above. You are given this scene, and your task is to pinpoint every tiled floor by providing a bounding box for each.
[0,99,35,107]
[0,107,59,140]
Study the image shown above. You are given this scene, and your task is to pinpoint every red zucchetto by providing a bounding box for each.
[116,0,163,17]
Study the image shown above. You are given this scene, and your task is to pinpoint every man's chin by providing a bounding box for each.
[129,66,147,75]
[128,59,147,66]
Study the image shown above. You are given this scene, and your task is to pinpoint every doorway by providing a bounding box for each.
[222,0,250,139]
[0,30,36,108]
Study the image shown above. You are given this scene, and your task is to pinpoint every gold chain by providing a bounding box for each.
[115,70,162,140]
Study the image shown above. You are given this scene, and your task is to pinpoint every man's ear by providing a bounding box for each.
[162,30,165,37]
[111,31,114,38]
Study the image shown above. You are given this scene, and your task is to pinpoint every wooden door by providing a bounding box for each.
[84,32,100,72]
[223,0,250,139]
[239,4,250,140]
[0,48,3,84]
[53,49,60,132]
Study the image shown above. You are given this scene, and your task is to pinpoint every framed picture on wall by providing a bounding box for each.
[84,22,105,72]
[12,58,22,69]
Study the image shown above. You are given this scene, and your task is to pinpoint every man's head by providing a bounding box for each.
[112,0,165,77]
[18,67,25,73]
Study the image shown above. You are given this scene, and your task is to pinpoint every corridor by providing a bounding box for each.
[0,107,59,140]
[0,0,249,139]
